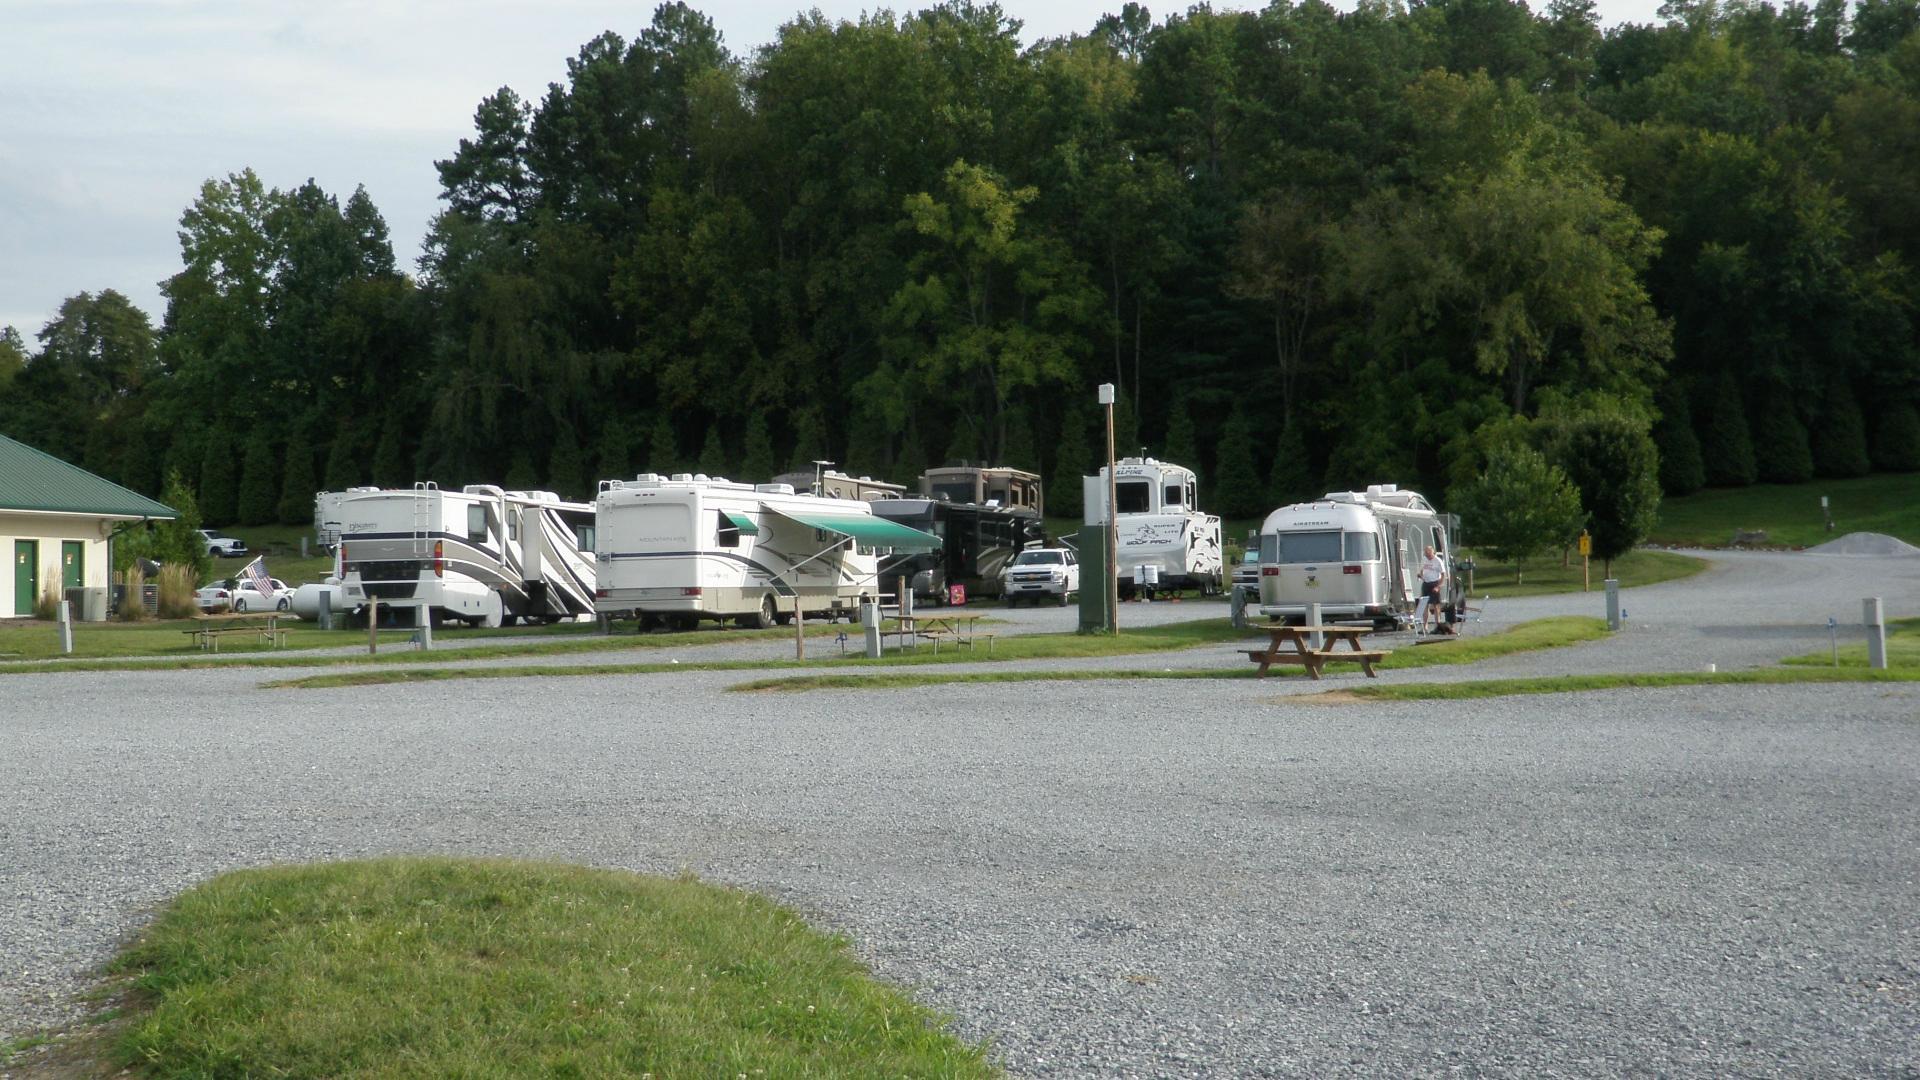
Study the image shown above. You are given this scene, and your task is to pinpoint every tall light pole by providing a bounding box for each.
[1099,383,1118,633]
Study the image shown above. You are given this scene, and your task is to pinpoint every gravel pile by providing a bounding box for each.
[1807,532,1920,557]
[4,550,1917,1075]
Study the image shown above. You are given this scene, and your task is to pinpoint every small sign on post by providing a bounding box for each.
[1578,531,1592,592]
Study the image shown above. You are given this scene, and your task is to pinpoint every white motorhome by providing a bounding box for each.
[594,474,939,630]
[323,483,597,626]
[1256,484,1461,628]
[1089,457,1224,596]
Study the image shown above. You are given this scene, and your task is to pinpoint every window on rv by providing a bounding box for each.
[1264,530,1341,563]
[1345,532,1381,561]
[575,525,595,553]
[467,505,487,545]
[1115,480,1151,514]
[507,512,519,542]
[1164,484,1183,507]
[717,511,740,549]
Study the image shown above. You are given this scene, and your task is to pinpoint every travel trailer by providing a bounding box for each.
[921,464,1045,518]
[870,497,1045,602]
[1255,485,1462,628]
[593,474,939,629]
[1089,457,1223,597]
[321,483,597,626]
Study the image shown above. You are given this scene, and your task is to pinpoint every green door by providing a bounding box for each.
[62,541,85,590]
[14,540,36,617]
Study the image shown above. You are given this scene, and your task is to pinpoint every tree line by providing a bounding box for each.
[4,0,1918,555]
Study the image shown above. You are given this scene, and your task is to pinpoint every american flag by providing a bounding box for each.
[242,555,272,599]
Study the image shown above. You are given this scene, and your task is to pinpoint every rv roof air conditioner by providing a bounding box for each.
[756,483,796,495]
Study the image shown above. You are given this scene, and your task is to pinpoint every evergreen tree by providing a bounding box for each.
[323,422,360,490]
[371,410,408,488]
[1555,411,1661,574]
[697,423,728,476]
[236,427,279,526]
[549,428,588,498]
[1701,374,1757,487]
[737,411,778,481]
[504,450,539,489]
[278,425,317,524]
[1752,387,1814,484]
[942,420,981,465]
[1267,420,1314,506]
[151,469,212,584]
[199,427,238,525]
[1113,393,1140,461]
[1048,405,1092,521]
[647,413,681,475]
[1812,380,1871,478]
[789,407,828,471]
[595,421,631,484]
[1162,398,1199,466]
[892,422,929,494]
[1652,390,1706,495]
[1211,407,1267,519]
[1872,401,1920,471]
[1000,405,1040,473]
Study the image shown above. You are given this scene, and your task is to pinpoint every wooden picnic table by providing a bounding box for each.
[892,613,993,655]
[1242,624,1389,679]
[182,614,288,652]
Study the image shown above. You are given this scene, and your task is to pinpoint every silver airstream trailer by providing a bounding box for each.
[1256,485,1461,628]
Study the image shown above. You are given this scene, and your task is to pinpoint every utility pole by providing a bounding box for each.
[1099,383,1119,634]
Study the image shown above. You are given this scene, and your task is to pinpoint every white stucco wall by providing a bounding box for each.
[2,512,117,618]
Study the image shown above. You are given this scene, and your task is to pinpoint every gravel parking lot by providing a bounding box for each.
[3,550,1916,1075]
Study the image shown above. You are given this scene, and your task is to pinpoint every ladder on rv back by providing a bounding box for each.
[411,481,437,557]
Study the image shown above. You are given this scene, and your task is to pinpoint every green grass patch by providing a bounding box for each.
[729,616,1608,692]
[1781,616,1920,669]
[1455,549,1706,598]
[1648,472,1920,548]
[1317,667,1920,702]
[95,857,993,1078]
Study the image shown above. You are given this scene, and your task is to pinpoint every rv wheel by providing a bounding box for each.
[638,613,662,632]
[751,594,777,630]
[1056,591,1069,606]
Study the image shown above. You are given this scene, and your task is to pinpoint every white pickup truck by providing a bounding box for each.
[1001,547,1079,606]
[198,529,248,557]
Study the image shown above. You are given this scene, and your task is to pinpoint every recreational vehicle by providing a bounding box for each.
[1255,485,1462,628]
[1090,457,1224,597]
[920,464,1045,517]
[322,483,597,627]
[771,468,906,502]
[870,497,1046,602]
[593,474,940,629]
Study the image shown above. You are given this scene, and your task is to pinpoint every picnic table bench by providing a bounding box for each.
[183,615,288,652]
[1242,624,1389,679]
[891,614,994,655]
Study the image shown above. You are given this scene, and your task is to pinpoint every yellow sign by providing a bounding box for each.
[1578,531,1592,557]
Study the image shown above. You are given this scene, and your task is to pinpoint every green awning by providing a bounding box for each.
[765,506,941,551]
[720,509,760,536]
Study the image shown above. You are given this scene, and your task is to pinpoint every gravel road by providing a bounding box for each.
[2,549,1916,1076]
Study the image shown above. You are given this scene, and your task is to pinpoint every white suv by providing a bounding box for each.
[1002,548,1079,606]
[198,529,248,557]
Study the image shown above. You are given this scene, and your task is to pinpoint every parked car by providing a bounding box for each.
[194,583,233,613]
[1001,548,1079,606]
[1232,548,1260,595]
[229,576,295,613]
[198,529,248,557]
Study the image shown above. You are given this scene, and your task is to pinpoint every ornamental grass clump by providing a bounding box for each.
[155,564,199,621]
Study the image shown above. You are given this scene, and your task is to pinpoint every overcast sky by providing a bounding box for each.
[1,0,1666,338]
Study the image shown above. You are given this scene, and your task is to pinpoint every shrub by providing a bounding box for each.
[1652,388,1705,495]
[1812,380,1871,478]
[34,578,60,621]
[1700,373,1757,487]
[278,426,318,524]
[1872,401,1920,472]
[1752,387,1814,483]
[156,564,199,620]
[1448,444,1585,581]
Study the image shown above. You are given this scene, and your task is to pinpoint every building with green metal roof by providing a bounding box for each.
[2,432,177,618]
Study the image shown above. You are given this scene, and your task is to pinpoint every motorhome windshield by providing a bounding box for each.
[1261,530,1380,563]
[1115,480,1151,514]
[1012,550,1063,566]
[930,482,974,503]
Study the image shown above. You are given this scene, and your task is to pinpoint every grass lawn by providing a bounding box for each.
[1648,471,1920,548]
[1781,616,1920,668]
[11,858,993,1078]
[212,523,337,586]
[727,616,1607,693]
[1454,549,1705,598]
[1314,667,1920,702]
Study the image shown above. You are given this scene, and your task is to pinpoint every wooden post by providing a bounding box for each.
[368,597,378,655]
[794,599,806,661]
